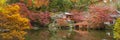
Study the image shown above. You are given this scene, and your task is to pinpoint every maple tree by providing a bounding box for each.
[69,5,116,29]
[0,3,30,40]
[88,5,116,28]
[17,3,51,27]
[0,0,118,40]
[56,18,69,26]
[70,9,85,22]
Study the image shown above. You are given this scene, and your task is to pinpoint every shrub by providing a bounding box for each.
[0,4,30,40]
[114,18,120,40]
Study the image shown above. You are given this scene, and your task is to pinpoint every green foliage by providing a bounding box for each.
[48,0,73,12]
[48,0,90,12]
[114,18,120,40]
[7,0,20,4]
[6,0,96,12]
[116,0,120,11]
[26,0,91,12]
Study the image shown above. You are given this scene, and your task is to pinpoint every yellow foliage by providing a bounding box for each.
[0,4,30,40]
[0,0,6,12]
[0,0,6,6]
[33,0,49,8]
[114,18,120,40]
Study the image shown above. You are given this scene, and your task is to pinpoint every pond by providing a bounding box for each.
[26,28,113,40]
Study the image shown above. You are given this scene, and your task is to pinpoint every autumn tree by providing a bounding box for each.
[88,5,116,28]
[114,18,120,40]
[0,2,30,40]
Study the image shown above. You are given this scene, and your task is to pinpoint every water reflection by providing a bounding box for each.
[72,30,113,40]
[27,29,113,40]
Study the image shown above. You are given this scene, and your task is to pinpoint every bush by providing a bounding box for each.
[0,4,30,40]
[114,18,120,40]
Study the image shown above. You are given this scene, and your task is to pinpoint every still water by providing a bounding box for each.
[26,28,113,40]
